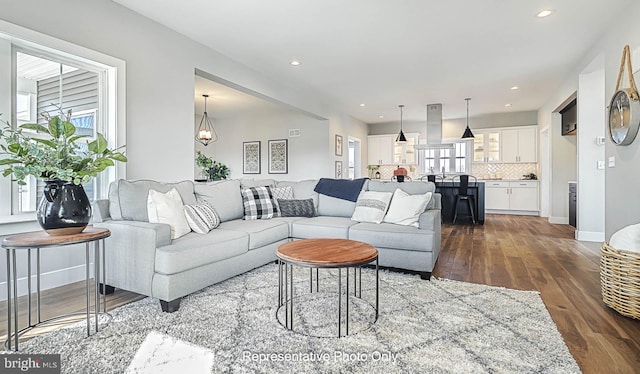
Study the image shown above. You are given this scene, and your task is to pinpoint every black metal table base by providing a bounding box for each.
[276,259,379,338]
[4,239,107,351]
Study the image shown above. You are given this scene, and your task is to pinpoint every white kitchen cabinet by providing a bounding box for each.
[509,181,539,211]
[393,133,419,164]
[485,180,539,213]
[473,130,501,162]
[501,127,537,163]
[484,181,510,210]
[368,135,395,165]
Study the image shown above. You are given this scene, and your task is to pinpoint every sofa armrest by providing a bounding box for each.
[419,209,440,230]
[94,220,171,297]
[92,199,111,223]
[431,193,442,210]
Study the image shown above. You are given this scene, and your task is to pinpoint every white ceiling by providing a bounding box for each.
[116,0,634,123]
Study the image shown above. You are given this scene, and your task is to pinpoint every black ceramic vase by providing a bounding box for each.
[37,180,92,236]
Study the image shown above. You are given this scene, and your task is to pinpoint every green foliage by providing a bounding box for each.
[0,109,127,185]
[195,151,229,180]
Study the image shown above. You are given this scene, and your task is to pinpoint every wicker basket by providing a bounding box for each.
[600,242,640,319]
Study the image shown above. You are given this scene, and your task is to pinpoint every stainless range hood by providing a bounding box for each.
[414,103,455,150]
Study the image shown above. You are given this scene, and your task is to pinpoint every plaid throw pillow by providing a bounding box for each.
[183,203,220,234]
[242,186,277,220]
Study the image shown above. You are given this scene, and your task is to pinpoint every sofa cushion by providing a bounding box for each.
[184,203,220,234]
[317,194,357,217]
[292,216,358,239]
[240,178,276,189]
[147,188,191,239]
[367,180,436,209]
[110,179,196,222]
[271,217,307,237]
[218,219,289,250]
[155,230,249,275]
[351,190,393,224]
[194,180,243,222]
[242,186,278,220]
[349,222,435,252]
[276,180,320,209]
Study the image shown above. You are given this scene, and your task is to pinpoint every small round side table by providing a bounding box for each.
[1,226,110,351]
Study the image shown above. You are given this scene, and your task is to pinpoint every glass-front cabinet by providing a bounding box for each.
[473,130,500,162]
[393,133,418,164]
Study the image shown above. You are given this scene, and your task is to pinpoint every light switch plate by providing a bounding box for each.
[608,156,615,168]
[597,160,605,170]
[596,136,605,145]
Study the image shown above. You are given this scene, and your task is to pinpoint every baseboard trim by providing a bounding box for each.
[576,231,605,242]
[549,216,569,225]
[486,210,539,216]
[0,264,93,301]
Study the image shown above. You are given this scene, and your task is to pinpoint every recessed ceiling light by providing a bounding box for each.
[505,103,512,107]
[511,86,519,90]
[378,115,384,119]
[536,9,553,18]
[359,103,366,107]
[290,60,301,66]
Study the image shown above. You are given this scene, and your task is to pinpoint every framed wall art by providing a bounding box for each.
[243,141,261,174]
[268,139,288,174]
[335,161,343,179]
[335,134,343,156]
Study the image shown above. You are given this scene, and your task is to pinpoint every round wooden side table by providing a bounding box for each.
[1,226,110,351]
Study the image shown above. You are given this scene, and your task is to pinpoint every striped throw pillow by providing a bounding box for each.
[183,203,220,234]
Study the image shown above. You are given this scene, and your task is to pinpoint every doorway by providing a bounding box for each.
[348,137,361,179]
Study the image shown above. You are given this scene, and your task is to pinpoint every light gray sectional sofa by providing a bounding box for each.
[93,178,441,312]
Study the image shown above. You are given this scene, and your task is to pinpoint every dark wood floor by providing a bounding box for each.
[1,215,638,373]
[434,215,640,374]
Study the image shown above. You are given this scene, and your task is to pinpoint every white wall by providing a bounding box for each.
[0,0,340,184]
[330,114,369,179]
[539,1,640,238]
[576,61,606,241]
[196,111,330,181]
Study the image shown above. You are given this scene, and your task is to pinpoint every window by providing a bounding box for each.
[420,141,471,175]
[0,28,125,221]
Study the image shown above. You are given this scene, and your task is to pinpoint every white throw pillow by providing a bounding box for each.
[351,190,393,224]
[610,223,640,253]
[147,188,191,239]
[383,188,433,227]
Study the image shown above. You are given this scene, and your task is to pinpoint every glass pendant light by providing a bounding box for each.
[396,104,407,142]
[196,94,218,146]
[461,97,475,139]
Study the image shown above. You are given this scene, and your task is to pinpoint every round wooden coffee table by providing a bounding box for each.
[276,238,379,337]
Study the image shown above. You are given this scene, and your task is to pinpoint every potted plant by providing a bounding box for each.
[0,109,127,235]
[195,151,229,181]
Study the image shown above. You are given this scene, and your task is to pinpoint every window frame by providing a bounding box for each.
[0,20,126,224]
[419,139,472,175]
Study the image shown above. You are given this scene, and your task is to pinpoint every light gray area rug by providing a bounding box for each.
[18,264,580,373]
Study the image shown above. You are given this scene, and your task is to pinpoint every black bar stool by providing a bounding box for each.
[452,175,477,224]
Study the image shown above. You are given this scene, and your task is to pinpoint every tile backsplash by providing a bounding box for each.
[368,162,538,180]
[470,163,538,180]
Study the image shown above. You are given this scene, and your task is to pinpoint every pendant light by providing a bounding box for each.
[396,104,407,142]
[196,94,218,146]
[461,97,475,139]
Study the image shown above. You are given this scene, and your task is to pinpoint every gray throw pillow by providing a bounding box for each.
[277,199,317,218]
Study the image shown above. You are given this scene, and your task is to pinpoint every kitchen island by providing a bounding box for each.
[433,180,485,224]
